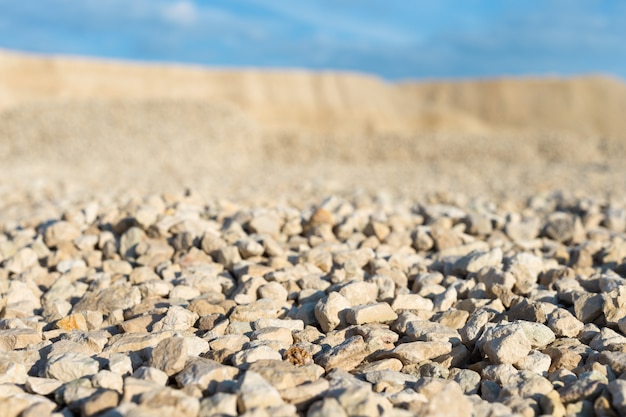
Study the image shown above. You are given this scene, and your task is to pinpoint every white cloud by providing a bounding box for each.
[162,1,198,26]
[242,0,414,46]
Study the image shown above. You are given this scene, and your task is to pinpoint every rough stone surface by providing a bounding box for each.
[45,352,100,382]
[175,358,238,394]
[82,389,120,416]
[608,379,626,416]
[0,328,42,351]
[137,386,200,417]
[133,366,169,385]
[391,341,452,364]
[236,371,284,412]
[3,176,626,415]
[149,337,188,376]
[416,381,473,417]
[317,336,369,372]
[345,302,398,325]
[480,323,532,365]
[547,308,584,338]
[314,292,350,332]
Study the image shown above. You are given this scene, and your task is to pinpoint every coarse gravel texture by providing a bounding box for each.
[2,185,626,417]
[4,50,626,416]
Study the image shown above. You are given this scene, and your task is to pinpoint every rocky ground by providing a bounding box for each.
[2,178,626,416]
[3,50,626,416]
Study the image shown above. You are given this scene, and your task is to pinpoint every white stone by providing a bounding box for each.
[45,351,100,382]
[236,371,284,412]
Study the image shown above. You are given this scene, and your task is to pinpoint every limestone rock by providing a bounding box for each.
[4,247,39,274]
[608,379,626,416]
[314,292,350,332]
[248,359,324,390]
[149,337,188,376]
[391,294,434,312]
[82,389,120,417]
[391,341,452,365]
[133,366,169,385]
[317,336,369,372]
[137,386,200,417]
[573,292,604,323]
[175,358,238,394]
[479,323,532,365]
[92,370,124,393]
[151,306,198,332]
[345,302,398,325]
[44,221,81,248]
[415,381,473,417]
[199,393,238,417]
[236,371,284,412]
[0,328,42,351]
[547,308,584,338]
[45,352,100,382]
[73,284,141,315]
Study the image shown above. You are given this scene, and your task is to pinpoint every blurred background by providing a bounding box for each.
[0,0,625,203]
[1,0,626,80]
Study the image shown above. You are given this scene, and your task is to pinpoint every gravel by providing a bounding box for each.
[2,189,626,416]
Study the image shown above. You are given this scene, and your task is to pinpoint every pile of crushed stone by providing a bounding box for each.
[1,189,626,416]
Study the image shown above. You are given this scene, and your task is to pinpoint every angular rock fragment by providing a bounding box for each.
[391,341,452,365]
[608,380,626,416]
[137,386,200,417]
[573,292,604,323]
[44,221,81,248]
[45,352,100,382]
[25,377,63,396]
[542,212,579,243]
[345,302,398,325]
[415,380,473,417]
[390,293,434,312]
[105,331,173,353]
[6,188,626,416]
[248,359,324,390]
[307,397,348,417]
[4,247,39,274]
[279,378,329,411]
[455,248,503,275]
[92,370,124,393]
[547,308,584,338]
[0,328,42,351]
[314,292,350,332]
[199,392,238,416]
[133,366,169,385]
[152,306,199,332]
[317,336,369,372]
[149,337,188,376]
[236,371,284,412]
[479,323,532,365]
[82,389,120,417]
[231,345,282,366]
[175,358,238,394]
[73,284,141,315]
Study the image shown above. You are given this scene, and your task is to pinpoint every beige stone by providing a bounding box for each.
[345,302,398,325]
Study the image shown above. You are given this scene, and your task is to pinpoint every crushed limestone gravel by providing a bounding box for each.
[1,189,626,416]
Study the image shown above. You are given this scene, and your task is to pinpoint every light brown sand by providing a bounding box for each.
[1,50,625,219]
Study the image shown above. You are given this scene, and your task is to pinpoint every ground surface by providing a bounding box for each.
[2,52,626,417]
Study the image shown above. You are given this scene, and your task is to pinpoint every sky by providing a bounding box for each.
[0,0,625,80]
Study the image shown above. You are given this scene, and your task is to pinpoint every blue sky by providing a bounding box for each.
[0,0,625,80]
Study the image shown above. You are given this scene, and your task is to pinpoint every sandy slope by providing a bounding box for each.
[0,49,625,212]
[2,49,626,137]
